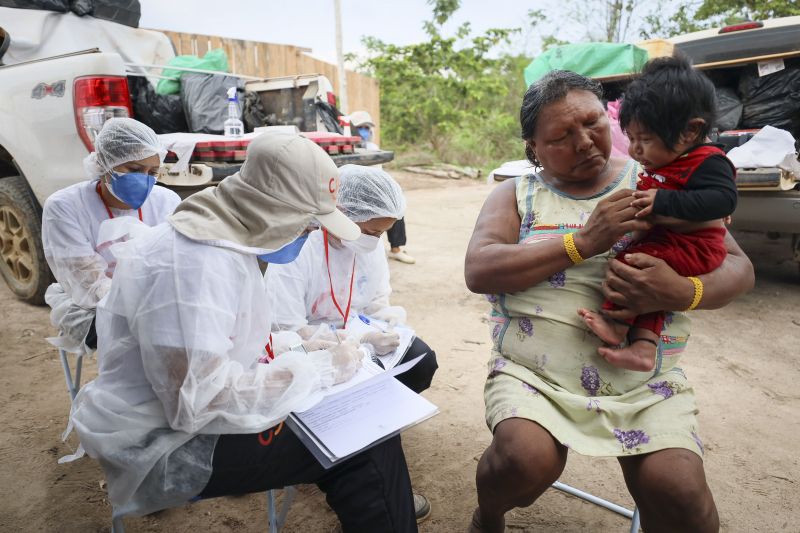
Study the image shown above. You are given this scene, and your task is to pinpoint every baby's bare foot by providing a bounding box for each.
[598,339,657,371]
[578,309,628,345]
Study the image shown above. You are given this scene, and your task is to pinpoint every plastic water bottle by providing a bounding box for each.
[223,87,244,138]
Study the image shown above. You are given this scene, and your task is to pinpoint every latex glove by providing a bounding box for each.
[369,305,407,326]
[328,341,363,384]
[360,331,400,356]
[299,324,348,343]
[301,338,337,352]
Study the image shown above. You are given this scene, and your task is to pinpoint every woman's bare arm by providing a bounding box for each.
[601,230,754,318]
[464,180,649,294]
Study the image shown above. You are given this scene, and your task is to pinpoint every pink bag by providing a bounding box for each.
[607,100,630,158]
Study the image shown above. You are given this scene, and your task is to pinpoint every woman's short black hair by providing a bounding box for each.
[520,70,603,166]
[619,55,716,150]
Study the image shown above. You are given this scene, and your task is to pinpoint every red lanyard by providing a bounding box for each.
[95,180,142,221]
[323,229,356,326]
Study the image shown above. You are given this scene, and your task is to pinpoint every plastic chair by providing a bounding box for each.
[551,481,640,533]
[58,339,296,533]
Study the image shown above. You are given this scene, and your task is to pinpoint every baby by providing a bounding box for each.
[579,55,738,371]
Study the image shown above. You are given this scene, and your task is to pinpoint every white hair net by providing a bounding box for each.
[337,165,406,223]
[83,118,167,179]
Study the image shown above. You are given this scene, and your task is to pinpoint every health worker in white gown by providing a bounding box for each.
[66,133,419,532]
[266,164,438,393]
[42,118,180,353]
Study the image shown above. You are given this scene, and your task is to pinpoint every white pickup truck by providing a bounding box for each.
[0,8,391,303]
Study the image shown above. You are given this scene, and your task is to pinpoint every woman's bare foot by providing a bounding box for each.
[598,338,657,371]
[577,308,628,345]
[468,507,504,533]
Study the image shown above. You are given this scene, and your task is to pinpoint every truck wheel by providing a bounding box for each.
[0,175,51,304]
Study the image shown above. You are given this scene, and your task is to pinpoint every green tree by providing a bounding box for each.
[695,0,800,22]
[641,0,800,39]
[355,7,525,168]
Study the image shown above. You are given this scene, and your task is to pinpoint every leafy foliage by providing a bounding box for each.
[355,18,526,169]
[642,0,800,38]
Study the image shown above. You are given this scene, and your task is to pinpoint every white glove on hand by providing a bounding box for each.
[328,341,363,384]
[301,339,337,352]
[360,331,400,356]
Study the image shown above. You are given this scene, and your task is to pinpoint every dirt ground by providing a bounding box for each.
[0,171,798,533]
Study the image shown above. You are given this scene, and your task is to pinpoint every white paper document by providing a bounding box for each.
[287,355,439,468]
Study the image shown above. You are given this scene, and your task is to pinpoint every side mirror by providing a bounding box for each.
[0,27,9,66]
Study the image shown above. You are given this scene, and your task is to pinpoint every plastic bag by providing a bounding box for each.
[156,48,229,95]
[127,76,187,134]
[242,91,276,132]
[714,86,742,132]
[180,73,243,134]
[0,0,68,11]
[69,0,141,27]
[739,61,800,137]
[316,100,343,134]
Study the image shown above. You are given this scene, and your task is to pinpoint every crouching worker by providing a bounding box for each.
[65,133,419,532]
[42,118,180,353]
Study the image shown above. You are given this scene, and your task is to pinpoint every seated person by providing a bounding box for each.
[348,110,415,265]
[265,164,437,394]
[42,118,180,353]
[65,133,419,530]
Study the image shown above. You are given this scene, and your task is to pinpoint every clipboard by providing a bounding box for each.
[286,354,439,468]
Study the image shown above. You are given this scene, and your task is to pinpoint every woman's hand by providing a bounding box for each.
[601,253,693,318]
[575,189,652,257]
[602,231,754,317]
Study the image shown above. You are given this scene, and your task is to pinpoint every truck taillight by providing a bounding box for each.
[718,21,763,34]
[73,76,133,152]
[326,91,338,107]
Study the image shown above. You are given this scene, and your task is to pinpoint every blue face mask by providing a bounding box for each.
[108,172,156,209]
[357,126,372,142]
[258,233,309,264]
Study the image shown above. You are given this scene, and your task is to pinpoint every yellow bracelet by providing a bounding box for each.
[685,276,704,311]
[563,233,584,264]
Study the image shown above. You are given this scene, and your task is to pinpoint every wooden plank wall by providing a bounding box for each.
[157,30,381,141]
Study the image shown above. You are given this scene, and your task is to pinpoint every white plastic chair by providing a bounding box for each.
[56,345,294,533]
[551,481,640,532]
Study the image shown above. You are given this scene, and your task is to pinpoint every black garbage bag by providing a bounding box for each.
[714,86,742,132]
[0,0,69,11]
[181,73,244,134]
[242,91,277,132]
[69,0,140,27]
[127,75,187,134]
[315,100,343,134]
[739,60,800,137]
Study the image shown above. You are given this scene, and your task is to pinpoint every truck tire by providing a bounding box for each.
[0,175,51,304]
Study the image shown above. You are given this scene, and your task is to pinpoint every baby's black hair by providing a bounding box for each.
[619,55,716,150]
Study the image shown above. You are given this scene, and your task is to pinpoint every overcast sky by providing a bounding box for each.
[139,0,547,64]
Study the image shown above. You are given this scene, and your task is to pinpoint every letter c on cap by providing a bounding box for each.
[329,178,336,194]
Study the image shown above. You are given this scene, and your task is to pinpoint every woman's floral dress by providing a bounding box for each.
[484,160,705,457]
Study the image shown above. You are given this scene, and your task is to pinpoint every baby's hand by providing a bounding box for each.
[631,189,657,218]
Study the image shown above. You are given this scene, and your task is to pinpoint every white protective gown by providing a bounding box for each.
[265,229,395,331]
[68,223,335,516]
[41,180,180,351]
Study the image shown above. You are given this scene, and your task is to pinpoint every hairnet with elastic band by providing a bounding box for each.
[83,117,167,179]
[337,165,406,223]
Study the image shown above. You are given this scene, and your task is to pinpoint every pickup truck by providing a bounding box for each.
[0,8,392,304]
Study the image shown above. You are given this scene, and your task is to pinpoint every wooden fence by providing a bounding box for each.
[156,30,380,140]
